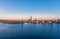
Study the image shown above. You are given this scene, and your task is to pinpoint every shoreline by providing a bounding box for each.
[0,19,60,24]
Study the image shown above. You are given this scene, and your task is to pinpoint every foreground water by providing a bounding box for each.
[0,23,60,39]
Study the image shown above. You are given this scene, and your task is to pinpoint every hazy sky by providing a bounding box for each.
[0,0,60,19]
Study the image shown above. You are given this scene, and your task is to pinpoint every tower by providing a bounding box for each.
[30,16,32,20]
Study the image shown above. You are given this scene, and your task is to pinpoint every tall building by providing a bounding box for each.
[27,16,32,23]
[30,16,32,20]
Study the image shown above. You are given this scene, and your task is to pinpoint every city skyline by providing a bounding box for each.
[0,0,60,19]
[0,16,59,20]
[0,16,60,24]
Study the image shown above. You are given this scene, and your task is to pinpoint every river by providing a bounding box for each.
[0,23,60,39]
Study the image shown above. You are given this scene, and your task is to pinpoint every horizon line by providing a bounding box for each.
[0,16,59,20]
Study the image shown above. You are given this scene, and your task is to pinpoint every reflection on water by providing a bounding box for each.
[0,23,60,39]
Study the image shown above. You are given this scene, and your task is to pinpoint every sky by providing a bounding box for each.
[0,0,60,20]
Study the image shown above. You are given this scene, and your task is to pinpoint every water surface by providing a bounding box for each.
[0,23,60,39]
